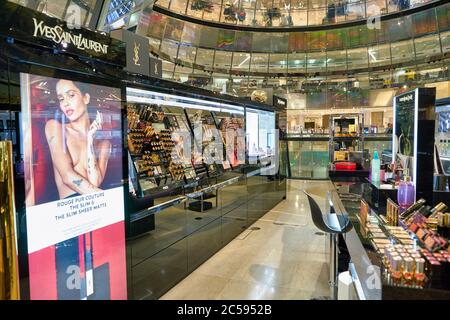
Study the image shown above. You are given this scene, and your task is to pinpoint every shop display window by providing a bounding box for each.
[199,26,218,48]
[271,33,289,53]
[288,32,307,52]
[387,17,412,42]
[186,0,206,18]
[308,31,327,51]
[217,30,236,50]
[413,9,438,36]
[126,88,246,197]
[235,31,253,52]
[146,12,168,39]
[181,23,201,46]
[437,3,450,32]
[164,18,184,42]
[326,29,346,50]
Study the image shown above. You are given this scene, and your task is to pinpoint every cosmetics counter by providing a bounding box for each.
[328,89,450,299]
[122,79,287,299]
[331,176,450,299]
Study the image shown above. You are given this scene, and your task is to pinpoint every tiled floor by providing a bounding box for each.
[160,180,334,300]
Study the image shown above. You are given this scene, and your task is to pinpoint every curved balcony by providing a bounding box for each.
[155,0,441,28]
[144,3,450,78]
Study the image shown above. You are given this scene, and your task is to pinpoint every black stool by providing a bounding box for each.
[303,191,353,299]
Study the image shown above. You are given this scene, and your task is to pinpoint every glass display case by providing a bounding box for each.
[127,102,196,196]
[126,87,246,197]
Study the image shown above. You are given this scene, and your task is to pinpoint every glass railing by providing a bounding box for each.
[144,3,450,85]
[154,0,439,28]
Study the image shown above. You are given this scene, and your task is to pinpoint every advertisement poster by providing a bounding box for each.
[394,91,416,181]
[20,73,126,300]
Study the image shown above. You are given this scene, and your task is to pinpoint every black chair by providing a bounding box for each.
[303,190,353,299]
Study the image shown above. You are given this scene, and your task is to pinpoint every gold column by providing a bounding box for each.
[0,141,20,300]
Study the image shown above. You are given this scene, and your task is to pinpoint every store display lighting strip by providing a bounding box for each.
[127,87,244,114]
[127,95,244,115]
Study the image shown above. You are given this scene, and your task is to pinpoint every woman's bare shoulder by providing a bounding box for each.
[45,119,62,130]
[45,119,62,136]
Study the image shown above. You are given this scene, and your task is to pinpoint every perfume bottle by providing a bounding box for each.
[371,150,380,183]
[397,172,415,211]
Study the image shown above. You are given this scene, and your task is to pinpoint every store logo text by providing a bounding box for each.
[32,18,108,54]
[399,94,414,103]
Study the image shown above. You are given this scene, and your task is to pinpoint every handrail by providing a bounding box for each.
[130,196,187,223]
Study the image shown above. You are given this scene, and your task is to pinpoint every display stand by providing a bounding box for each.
[393,88,436,203]
[328,113,367,175]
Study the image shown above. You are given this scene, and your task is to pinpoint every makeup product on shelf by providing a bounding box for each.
[414,258,426,287]
[391,256,403,285]
[387,198,399,226]
[428,203,449,219]
[400,198,426,219]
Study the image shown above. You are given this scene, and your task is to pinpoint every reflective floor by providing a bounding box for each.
[160,179,333,300]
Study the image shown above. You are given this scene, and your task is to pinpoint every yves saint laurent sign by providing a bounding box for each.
[33,18,109,54]
[0,2,125,66]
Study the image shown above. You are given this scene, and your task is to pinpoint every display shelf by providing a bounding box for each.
[329,113,365,165]
[127,103,199,197]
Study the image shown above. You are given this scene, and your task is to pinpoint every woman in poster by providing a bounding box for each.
[44,79,112,299]
[45,79,111,199]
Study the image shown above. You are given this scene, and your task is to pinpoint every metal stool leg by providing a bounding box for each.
[329,233,338,300]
